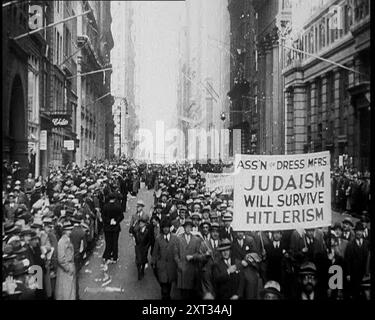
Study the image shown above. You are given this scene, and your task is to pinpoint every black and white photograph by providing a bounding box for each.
[2,0,372,303]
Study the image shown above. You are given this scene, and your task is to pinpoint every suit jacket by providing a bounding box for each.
[219,226,235,242]
[231,236,257,263]
[4,203,19,221]
[341,230,355,242]
[151,233,178,283]
[199,237,221,297]
[102,201,124,232]
[174,233,202,290]
[344,239,369,281]
[212,256,240,299]
[134,226,151,264]
[264,240,287,282]
[70,226,87,259]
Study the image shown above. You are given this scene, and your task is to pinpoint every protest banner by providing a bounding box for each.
[206,173,234,195]
[233,151,331,231]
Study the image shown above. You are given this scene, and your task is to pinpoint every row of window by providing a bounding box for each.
[304,69,350,147]
[285,0,370,66]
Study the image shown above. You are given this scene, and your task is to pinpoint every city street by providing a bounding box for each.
[79,186,160,300]
[78,184,357,300]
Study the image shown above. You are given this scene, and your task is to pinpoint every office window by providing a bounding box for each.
[28,56,40,123]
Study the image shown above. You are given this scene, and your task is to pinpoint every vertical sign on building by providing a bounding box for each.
[40,130,47,150]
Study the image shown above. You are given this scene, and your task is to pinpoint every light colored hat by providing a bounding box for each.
[137,200,145,207]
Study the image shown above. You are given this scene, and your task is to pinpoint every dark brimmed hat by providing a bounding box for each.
[299,261,317,275]
[183,218,193,227]
[139,216,149,223]
[160,218,171,229]
[217,238,232,251]
[354,221,365,231]
[343,217,354,227]
[332,222,343,231]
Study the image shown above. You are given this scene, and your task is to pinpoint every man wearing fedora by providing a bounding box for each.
[344,221,370,300]
[174,217,203,299]
[342,217,355,242]
[70,217,87,299]
[219,212,235,242]
[102,193,124,264]
[133,216,152,280]
[4,192,20,222]
[129,199,150,237]
[55,221,76,300]
[151,218,178,299]
[260,280,282,300]
[199,222,221,299]
[296,261,322,300]
[212,238,240,300]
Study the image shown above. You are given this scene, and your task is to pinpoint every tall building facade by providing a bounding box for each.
[111,1,137,158]
[283,0,370,171]
[3,0,115,177]
[227,0,258,156]
[253,0,290,155]
[177,0,231,162]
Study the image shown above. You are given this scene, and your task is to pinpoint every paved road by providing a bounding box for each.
[79,185,160,300]
[78,185,357,300]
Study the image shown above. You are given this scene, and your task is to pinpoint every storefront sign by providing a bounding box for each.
[51,115,70,127]
[233,151,331,231]
[40,130,47,150]
[64,140,75,151]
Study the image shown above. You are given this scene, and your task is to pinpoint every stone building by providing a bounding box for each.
[253,0,291,155]
[111,0,137,158]
[227,0,258,156]
[283,0,370,171]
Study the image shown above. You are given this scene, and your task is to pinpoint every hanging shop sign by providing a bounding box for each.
[40,130,47,150]
[64,140,75,151]
[51,114,71,127]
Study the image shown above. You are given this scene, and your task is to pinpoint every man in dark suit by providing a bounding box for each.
[264,230,287,284]
[212,238,240,300]
[102,193,124,263]
[219,212,235,242]
[134,216,151,280]
[342,217,355,242]
[295,261,324,300]
[344,222,370,300]
[231,231,257,263]
[151,218,178,299]
[199,222,221,299]
[174,218,203,299]
[129,200,150,236]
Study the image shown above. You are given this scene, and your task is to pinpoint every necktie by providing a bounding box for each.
[165,235,169,243]
[186,235,190,244]
[225,259,231,267]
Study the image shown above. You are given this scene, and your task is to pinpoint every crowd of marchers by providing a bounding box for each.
[2,158,371,300]
[131,162,371,300]
[2,159,140,300]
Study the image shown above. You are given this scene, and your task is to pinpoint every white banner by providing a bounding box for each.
[206,173,234,195]
[233,151,331,231]
[40,130,47,150]
[64,140,75,151]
